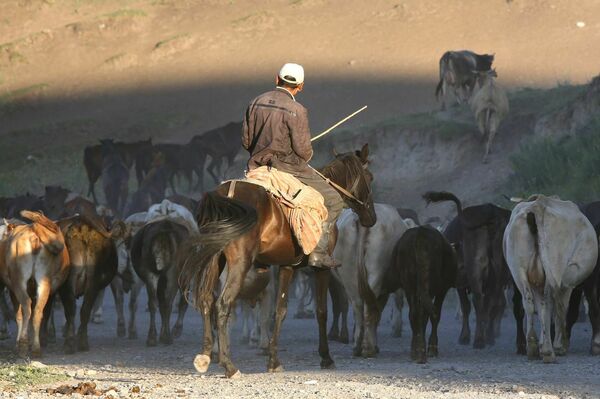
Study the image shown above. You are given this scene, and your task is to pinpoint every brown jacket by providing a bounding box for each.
[242,88,313,175]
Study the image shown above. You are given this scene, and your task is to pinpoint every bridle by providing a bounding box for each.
[310,161,372,207]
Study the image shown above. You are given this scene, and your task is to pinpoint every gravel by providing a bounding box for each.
[1,291,599,398]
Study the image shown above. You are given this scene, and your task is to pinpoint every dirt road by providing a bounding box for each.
[1,290,599,398]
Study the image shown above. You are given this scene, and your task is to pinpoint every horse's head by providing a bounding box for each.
[323,143,376,227]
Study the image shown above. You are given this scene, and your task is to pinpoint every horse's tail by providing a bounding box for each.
[178,191,257,309]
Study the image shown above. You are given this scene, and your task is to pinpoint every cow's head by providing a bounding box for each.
[474,69,497,88]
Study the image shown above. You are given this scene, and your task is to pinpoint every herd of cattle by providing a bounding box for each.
[0,49,597,377]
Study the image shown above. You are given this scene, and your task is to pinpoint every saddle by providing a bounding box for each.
[226,166,328,255]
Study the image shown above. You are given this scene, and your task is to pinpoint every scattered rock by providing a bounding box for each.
[576,21,585,28]
[29,360,47,369]
[303,380,318,385]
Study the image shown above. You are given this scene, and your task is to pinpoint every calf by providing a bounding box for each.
[470,70,509,163]
[381,226,457,363]
[504,195,598,362]
[425,191,526,354]
[435,50,494,110]
[130,219,189,346]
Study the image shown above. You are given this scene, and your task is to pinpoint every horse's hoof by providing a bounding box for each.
[78,339,90,352]
[146,338,157,347]
[361,348,377,358]
[327,332,339,342]
[428,345,439,357]
[458,334,470,345]
[267,365,284,373]
[473,339,485,349]
[227,369,242,379]
[352,347,362,357]
[172,325,182,339]
[159,335,173,345]
[516,344,527,356]
[554,347,567,356]
[117,324,126,338]
[91,315,103,324]
[64,339,76,355]
[193,354,211,373]
[320,359,335,369]
[415,356,427,364]
[31,348,42,359]
[128,330,138,340]
[339,335,350,345]
[591,343,600,356]
[542,353,556,364]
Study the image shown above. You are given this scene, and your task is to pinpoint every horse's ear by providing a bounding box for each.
[359,143,369,162]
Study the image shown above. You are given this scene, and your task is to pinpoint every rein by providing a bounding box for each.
[310,166,367,207]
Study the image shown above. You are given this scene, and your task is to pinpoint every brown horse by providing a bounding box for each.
[179,144,376,378]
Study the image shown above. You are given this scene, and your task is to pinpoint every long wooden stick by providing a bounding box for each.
[311,105,367,142]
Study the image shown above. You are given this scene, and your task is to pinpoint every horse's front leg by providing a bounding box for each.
[315,268,335,369]
[267,266,294,372]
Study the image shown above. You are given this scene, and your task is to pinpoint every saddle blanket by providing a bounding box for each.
[238,166,328,255]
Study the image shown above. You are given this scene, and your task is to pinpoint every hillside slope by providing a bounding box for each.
[0,0,599,219]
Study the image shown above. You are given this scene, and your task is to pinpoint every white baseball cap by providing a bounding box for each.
[278,63,304,85]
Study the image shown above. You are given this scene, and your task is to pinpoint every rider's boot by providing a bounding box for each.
[308,222,340,269]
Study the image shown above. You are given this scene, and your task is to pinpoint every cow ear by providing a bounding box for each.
[359,143,369,162]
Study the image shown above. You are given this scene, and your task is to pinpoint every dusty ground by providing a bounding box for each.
[1,291,599,398]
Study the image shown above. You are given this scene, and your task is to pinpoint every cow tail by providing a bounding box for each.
[414,231,434,316]
[485,108,493,137]
[422,191,463,220]
[526,211,547,289]
[357,227,382,326]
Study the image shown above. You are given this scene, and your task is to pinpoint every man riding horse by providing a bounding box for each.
[242,63,344,268]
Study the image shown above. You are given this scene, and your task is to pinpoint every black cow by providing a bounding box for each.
[130,219,189,346]
[435,50,494,110]
[381,226,457,363]
[569,201,600,354]
[424,191,526,355]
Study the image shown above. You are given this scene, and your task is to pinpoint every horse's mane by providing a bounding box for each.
[320,152,370,199]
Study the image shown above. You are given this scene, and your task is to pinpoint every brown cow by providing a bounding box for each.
[0,211,70,357]
[435,50,494,110]
[56,215,118,353]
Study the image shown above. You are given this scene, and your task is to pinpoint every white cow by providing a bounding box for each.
[504,195,598,362]
[332,203,409,357]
